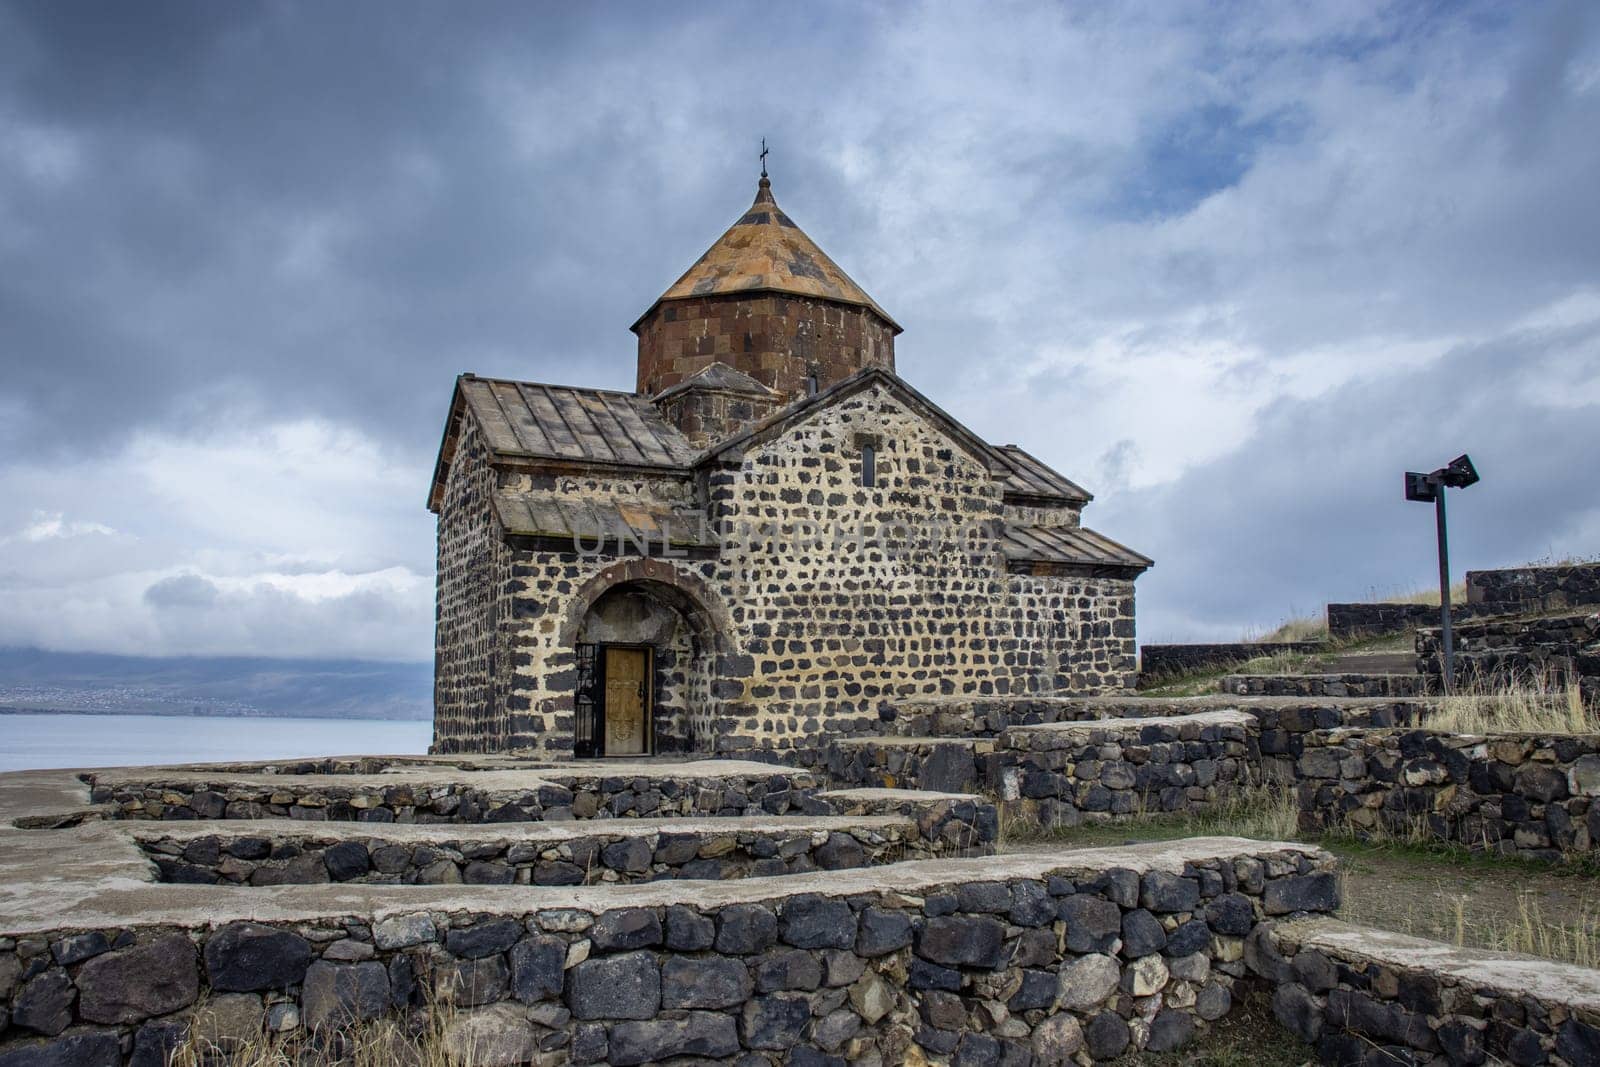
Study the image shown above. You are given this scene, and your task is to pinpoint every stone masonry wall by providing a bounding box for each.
[90,770,825,824]
[1219,674,1427,698]
[137,820,937,888]
[0,843,1339,1066]
[1325,600,1510,641]
[433,416,514,753]
[1261,919,1600,1067]
[1139,642,1322,680]
[1467,562,1600,608]
[1290,728,1600,862]
[705,382,1136,763]
[1417,611,1600,704]
[989,714,1259,829]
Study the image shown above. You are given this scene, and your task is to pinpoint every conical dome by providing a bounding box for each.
[634,176,899,401]
[633,177,899,333]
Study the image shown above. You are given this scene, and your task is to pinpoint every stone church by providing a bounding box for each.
[428,173,1151,759]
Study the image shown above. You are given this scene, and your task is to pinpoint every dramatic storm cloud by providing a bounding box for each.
[2,0,1597,656]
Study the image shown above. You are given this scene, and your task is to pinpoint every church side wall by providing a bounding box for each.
[704,382,1134,763]
[432,415,514,754]
[1004,573,1137,693]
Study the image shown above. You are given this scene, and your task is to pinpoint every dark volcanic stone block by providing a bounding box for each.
[566,952,660,1021]
[917,916,1006,969]
[204,922,313,992]
[509,936,565,1003]
[77,934,199,1025]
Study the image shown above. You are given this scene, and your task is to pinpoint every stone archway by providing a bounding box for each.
[560,561,734,756]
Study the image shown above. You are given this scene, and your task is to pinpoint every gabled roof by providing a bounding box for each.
[653,362,780,402]
[696,366,999,472]
[632,177,900,333]
[428,375,697,511]
[993,444,1093,504]
[1001,524,1153,576]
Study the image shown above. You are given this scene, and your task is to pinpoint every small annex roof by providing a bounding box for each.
[428,375,698,511]
[632,176,900,334]
[493,492,715,552]
[993,444,1093,504]
[652,361,780,403]
[1000,524,1153,576]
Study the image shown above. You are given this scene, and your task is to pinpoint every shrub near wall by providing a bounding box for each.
[0,844,1339,1066]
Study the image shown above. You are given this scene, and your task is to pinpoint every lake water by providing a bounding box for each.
[0,713,432,772]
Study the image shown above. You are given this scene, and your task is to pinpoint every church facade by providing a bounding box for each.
[428,175,1151,760]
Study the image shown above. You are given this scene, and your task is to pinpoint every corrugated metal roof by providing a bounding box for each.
[493,492,715,549]
[1001,523,1152,573]
[992,445,1092,503]
[461,376,699,469]
[634,177,899,332]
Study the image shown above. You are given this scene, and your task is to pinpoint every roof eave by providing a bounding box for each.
[426,374,474,514]
[630,288,903,336]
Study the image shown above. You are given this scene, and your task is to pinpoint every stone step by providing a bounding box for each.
[1317,650,1417,674]
[892,694,1441,740]
[86,759,825,823]
[1218,673,1427,698]
[1258,917,1600,1065]
[129,814,932,887]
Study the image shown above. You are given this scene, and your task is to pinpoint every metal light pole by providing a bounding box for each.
[1405,455,1480,693]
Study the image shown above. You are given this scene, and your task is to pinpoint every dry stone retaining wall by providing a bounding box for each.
[1259,918,1600,1067]
[990,713,1259,828]
[825,739,990,795]
[0,842,1338,1066]
[1324,601,1510,641]
[1219,674,1427,698]
[1290,728,1600,862]
[135,818,941,888]
[1467,562,1600,609]
[89,769,825,825]
[1139,642,1323,680]
[1418,611,1600,703]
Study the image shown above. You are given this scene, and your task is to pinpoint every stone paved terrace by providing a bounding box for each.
[0,755,1350,1065]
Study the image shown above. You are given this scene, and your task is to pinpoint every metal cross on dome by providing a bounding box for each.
[760,138,769,178]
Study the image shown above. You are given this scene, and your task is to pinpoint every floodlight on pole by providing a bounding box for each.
[1403,454,1480,692]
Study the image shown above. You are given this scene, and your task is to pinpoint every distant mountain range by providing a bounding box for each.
[0,648,432,721]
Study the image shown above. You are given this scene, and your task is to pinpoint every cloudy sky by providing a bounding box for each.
[2,0,1598,664]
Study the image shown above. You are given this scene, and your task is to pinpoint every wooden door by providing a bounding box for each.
[603,647,649,756]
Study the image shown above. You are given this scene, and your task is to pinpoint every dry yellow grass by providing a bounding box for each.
[1467,893,1600,968]
[168,996,500,1067]
[1429,672,1595,735]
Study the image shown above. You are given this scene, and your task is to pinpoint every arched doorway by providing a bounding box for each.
[564,568,728,758]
